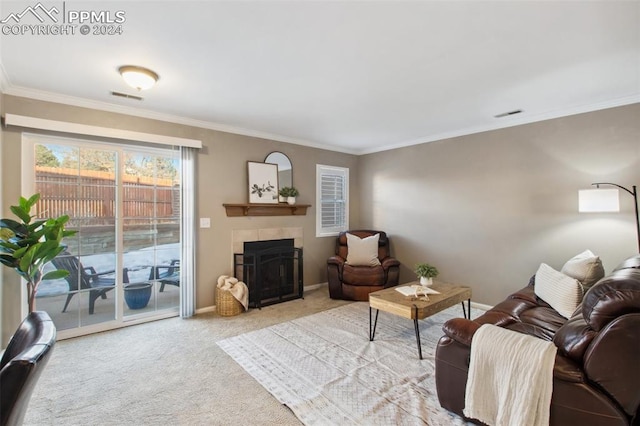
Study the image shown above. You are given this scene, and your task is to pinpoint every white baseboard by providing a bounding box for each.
[198,283,488,315]
[196,306,216,314]
[198,282,328,314]
[304,282,325,291]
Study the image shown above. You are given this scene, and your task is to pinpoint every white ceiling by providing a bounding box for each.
[1,1,639,154]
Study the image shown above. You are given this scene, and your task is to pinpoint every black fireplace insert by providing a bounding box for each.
[234,239,303,308]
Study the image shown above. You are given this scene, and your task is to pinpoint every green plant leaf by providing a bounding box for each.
[42,246,65,263]
[0,218,28,235]
[0,254,18,267]
[34,241,63,265]
[26,193,40,208]
[0,227,15,240]
[19,196,29,210]
[27,219,47,232]
[19,246,37,273]
[42,269,69,280]
[13,246,29,258]
[10,205,31,224]
[0,241,21,251]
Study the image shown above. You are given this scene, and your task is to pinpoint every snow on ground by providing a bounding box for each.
[38,243,180,297]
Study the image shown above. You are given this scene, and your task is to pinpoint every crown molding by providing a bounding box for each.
[3,84,637,157]
[360,94,640,155]
[2,85,359,155]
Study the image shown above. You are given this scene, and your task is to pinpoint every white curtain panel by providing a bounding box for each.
[180,147,197,317]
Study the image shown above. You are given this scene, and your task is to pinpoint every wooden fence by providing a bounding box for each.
[35,166,179,226]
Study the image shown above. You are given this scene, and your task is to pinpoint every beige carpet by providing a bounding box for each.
[25,285,473,425]
[219,302,478,425]
[25,286,350,425]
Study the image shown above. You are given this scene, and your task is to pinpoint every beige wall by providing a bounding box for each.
[2,93,638,339]
[0,94,359,343]
[358,103,640,305]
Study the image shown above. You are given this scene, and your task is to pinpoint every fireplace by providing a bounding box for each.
[234,238,303,308]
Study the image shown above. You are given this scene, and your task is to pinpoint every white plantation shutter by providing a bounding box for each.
[316,165,349,236]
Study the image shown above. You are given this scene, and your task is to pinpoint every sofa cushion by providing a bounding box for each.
[553,315,597,363]
[518,306,567,337]
[561,250,605,291]
[612,253,640,271]
[535,263,583,319]
[582,268,640,331]
[342,264,385,286]
[345,233,381,266]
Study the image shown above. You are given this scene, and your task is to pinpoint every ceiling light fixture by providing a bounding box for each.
[118,65,159,91]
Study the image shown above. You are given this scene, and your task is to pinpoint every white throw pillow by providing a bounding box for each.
[561,249,605,291]
[345,233,381,267]
[535,263,583,319]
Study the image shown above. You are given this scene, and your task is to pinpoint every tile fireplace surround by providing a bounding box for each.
[232,227,303,257]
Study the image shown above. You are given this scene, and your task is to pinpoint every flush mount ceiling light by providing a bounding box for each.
[118,65,159,91]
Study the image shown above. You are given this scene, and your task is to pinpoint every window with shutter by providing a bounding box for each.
[316,164,349,237]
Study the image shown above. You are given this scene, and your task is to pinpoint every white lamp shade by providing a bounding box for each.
[578,189,620,212]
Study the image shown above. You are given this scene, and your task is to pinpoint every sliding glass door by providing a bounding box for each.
[23,135,180,337]
[121,151,180,318]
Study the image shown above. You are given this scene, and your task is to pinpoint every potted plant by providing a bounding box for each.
[279,186,300,205]
[415,263,439,287]
[0,194,76,312]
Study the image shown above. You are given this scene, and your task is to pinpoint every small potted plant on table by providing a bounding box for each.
[415,263,439,287]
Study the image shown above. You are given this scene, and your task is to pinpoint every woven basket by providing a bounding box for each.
[216,286,243,317]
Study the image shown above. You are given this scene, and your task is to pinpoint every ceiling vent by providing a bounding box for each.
[494,109,522,118]
[110,91,143,101]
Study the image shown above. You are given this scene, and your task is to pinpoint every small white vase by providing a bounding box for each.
[287,196,296,205]
[419,276,433,286]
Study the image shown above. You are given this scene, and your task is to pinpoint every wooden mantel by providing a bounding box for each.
[223,203,311,217]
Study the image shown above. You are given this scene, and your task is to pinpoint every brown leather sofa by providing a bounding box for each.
[435,254,640,426]
[327,230,400,300]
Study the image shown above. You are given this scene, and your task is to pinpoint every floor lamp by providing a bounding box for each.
[578,182,640,253]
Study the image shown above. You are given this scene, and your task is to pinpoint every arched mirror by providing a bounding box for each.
[265,152,292,191]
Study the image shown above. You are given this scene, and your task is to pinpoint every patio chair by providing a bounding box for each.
[52,252,129,315]
[148,259,180,292]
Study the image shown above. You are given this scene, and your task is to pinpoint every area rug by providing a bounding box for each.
[218,302,480,425]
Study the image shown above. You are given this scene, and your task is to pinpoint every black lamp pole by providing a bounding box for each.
[592,182,640,253]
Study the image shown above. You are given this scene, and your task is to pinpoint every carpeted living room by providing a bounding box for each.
[1,1,639,425]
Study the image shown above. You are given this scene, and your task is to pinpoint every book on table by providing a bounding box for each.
[395,285,441,297]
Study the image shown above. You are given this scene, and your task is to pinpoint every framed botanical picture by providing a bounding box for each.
[248,161,279,204]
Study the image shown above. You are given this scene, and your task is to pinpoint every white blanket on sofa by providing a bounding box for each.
[463,324,557,426]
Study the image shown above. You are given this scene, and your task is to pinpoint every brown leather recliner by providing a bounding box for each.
[435,254,640,425]
[327,230,400,301]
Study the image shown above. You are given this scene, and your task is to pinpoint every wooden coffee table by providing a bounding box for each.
[369,281,472,359]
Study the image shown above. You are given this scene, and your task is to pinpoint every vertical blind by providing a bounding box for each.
[317,165,349,236]
[180,146,197,318]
